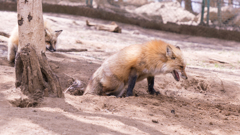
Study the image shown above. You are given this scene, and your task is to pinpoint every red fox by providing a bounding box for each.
[84,40,188,97]
[7,20,62,63]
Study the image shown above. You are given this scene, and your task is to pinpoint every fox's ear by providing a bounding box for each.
[45,29,51,37]
[166,45,175,59]
[55,30,63,37]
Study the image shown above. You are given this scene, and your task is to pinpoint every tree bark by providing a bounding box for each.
[177,0,182,4]
[210,0,217,7]
[204,0,217,7]
[184,0,193,13]
[16,0,64,102]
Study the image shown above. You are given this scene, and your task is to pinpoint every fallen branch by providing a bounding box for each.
[0,32,10,38]
[47,18,57,23]
[56,48,88,52]
[208,57,229,64]
[86,20,122,33]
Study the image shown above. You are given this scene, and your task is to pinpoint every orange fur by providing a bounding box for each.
[84,40,187,97]
[7,20,62,63]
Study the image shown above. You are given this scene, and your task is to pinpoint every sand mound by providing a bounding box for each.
[134,1,196,24]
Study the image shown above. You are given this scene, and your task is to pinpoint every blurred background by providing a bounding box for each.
[1,0,240,37]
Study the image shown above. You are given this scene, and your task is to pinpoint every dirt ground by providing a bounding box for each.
[0,11,240,135]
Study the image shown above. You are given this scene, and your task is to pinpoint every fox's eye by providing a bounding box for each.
[180,66,184,69]
[171,57,175,60]
[46,41,51,44]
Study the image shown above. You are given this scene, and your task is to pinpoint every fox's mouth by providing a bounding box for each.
[172,70,180,81]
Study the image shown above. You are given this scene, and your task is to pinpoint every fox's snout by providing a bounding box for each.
[49,48,56,52]
[46,47,56,52]
[181,71,188,80]
[181,74,188,79]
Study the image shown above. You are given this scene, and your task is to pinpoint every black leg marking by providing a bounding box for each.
[126,69,138,97]
[147,76,159,95]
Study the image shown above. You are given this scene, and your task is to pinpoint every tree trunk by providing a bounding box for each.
[210,0,217,7]
[204,0,217,7]
[16,0,64,102]
[177,0,182,4]
[184,0,193,13]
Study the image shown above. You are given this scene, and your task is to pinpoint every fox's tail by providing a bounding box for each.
[7,42,17,63]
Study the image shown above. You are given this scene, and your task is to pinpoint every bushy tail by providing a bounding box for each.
[7,42,17,63]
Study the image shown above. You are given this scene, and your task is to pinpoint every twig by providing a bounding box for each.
[215,74,225,92]
[56,48,88,52]
[0,32,10,38]
[208,58,229,64]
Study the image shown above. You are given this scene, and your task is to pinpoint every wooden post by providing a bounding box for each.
[206,0,210,25]
[217,0,222,27]
[200,0,205,25]
[86,0,93,7]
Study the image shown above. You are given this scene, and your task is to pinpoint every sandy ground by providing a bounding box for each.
[0,11,240,135]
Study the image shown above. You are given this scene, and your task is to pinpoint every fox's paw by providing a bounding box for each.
[148,88,160,96]
[126,92,133,97]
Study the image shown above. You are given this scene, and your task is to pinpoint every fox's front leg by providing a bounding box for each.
[147,76,160,95]
[126,69,138,97]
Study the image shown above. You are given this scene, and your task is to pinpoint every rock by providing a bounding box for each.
[152,119,159,123]
[228,13,240,26]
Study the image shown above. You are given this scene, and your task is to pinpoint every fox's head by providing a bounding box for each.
[45,29,63,52]
[164,45,187,81]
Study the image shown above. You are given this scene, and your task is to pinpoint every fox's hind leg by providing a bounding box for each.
[106,83,125,97]
[126,68,138,97]
[147,76,159,95]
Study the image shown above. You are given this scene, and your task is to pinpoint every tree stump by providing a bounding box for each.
[15,44,64,102]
